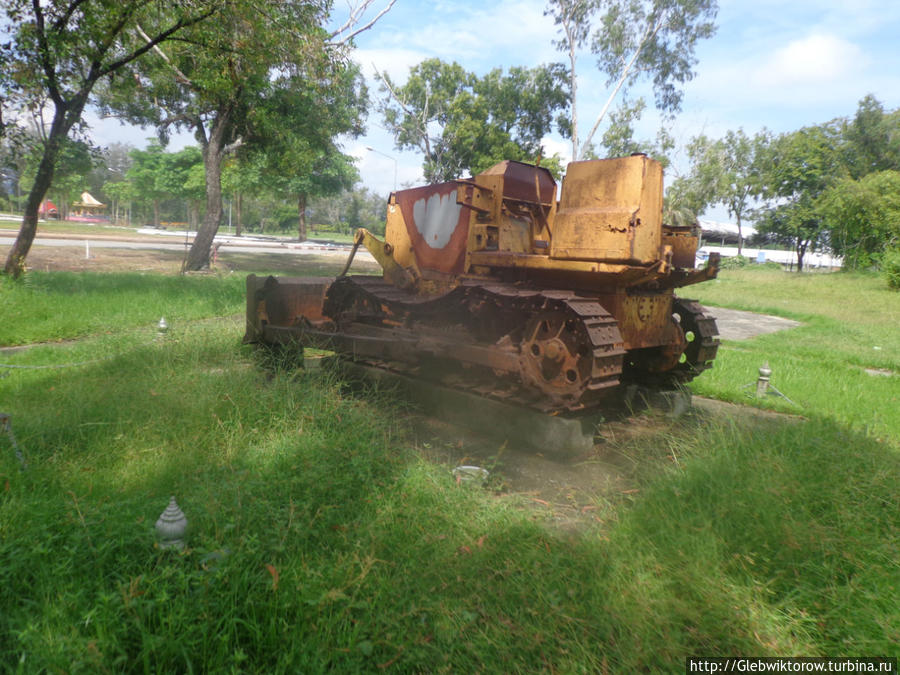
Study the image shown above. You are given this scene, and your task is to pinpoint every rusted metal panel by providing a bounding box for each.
[244,275,331,343]
[662,225,699,268]
[594,291,679,351]
[394,181,471,275]
[550,155,663,264]
[479,160,557,205]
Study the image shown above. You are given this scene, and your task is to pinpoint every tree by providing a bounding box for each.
[308,184,388,235]
[546,0,718,161]
[1,0,219,277]
[543,0,590,160]
[595,97,674,166]
[683,129,769,254]
[843,95,900,179]
[714,130,770,255]
[241,66,367,242]
[818,170,900,269]
[378,59,569,182]
[755,125,843,271]
[16,134,95,221]
[86,141,134,207]
[99,0,390,269]
[126,141,168,226]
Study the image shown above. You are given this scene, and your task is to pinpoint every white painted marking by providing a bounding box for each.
[412,189,462,249]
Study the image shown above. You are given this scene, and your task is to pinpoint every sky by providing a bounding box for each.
[85,0,900,215]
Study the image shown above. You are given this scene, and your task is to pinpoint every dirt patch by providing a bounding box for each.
[409,397,804,531]
[0,244,380,276]
[1,245,187,273]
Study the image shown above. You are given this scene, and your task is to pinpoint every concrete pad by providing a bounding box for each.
[319,358,692,455]
[707,306,801,341]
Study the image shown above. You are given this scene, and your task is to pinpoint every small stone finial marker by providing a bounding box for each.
[741,361,797,406]
[155,496,188,549]
[756,361,772,398]
[157,317,168,334]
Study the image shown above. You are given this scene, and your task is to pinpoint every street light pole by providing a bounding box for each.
[365,146,398,193]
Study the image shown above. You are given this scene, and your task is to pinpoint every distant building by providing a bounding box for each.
[70,192,108,222]
[698,219,756,246]
[39,199,59,219]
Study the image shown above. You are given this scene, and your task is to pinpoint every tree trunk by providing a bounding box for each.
[297,193,307,242]
[235,192,242,237]
[796,237,807,272]
[153,199,160,227]
[567,23,579,162]
[3,106,71,277]
[184,112,229,271]
[188,201,199,229]
[736,213,743,256]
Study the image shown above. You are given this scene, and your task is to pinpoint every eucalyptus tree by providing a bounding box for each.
[0,0,220,277]
[546,0,718,161]
[378,59,569,182]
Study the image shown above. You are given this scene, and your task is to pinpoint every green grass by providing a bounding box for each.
[1,271,246,346]
[686,268,899,442]
[0,267,898,671]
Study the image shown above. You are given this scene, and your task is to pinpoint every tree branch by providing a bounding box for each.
[580,13,663,158]
[52,0,91,33]
[223,137,244,154]
[31,0,63,107]
[134,23,193,85]
[97,4,219,79]
[327,0,396,46]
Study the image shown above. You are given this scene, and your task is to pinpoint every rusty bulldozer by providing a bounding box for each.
[245,154,720,413]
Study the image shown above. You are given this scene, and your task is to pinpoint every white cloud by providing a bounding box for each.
[539,136,572,166]
[352,47,430,82]
[751,33,866,88]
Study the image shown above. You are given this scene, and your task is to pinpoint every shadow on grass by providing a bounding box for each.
[1,330,897,670]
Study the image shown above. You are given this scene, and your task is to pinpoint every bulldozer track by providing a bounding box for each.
[670,299,719,382]
[323,276,626,413]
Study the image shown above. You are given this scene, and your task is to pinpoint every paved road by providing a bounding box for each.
[0,230,369,260]
[707,306,801,341]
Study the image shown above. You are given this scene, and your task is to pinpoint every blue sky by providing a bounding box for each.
[86,0,900,213]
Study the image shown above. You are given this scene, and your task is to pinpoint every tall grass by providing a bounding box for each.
[1,271,246,346]
[1,268,897,670]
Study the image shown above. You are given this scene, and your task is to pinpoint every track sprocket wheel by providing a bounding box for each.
[518,309,595,407]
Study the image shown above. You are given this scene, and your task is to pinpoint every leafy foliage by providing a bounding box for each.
[98,0,366,263]
[1,0,219,276]
[378,59,569,181]
[842,94,900,178]
[881,247,900,289]
[818,170,900,269]
[674,129,769,249]
[548,0,718,160]
[753,124,845,270]
[238,65,368,240]
[678,96,900,270]
[595,97,674,165]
